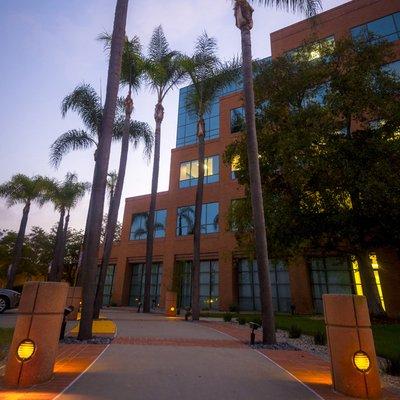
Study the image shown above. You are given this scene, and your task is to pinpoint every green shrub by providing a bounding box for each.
[237,316,246,325]
[229,304,239,313]
[314,331,326,345]
[386,355,400,376]
[223,312,233,322]
[288,324,302,338]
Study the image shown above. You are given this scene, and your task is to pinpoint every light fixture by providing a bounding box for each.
[17,339,36,362]
[170,306,175,312]
[353,351,371,372]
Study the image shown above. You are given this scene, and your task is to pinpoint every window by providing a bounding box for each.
[351,13,400,43]
[128,263,162,307]
[130,210,167,240]
[103,265,115,306]
[287,36,335,61]
[231,107,245,133]
[310,257,356,313]
[231,155,241,180]
[382,60,400,78]
[237,259,291,312]
[179,156,219,188]
[176,202,219,236]
[301,82,330,108]
[177,260,219,310]
[176,80,243,148]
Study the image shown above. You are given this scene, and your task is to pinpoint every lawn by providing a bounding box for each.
[0,328,14,361]
[200,312,400,360]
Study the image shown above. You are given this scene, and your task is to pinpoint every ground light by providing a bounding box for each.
[16,339,35,362]
[353,351,371,372]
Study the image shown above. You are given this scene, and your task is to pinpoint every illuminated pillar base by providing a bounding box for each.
[4,281,69,387]
[165,291,177,317]
[66,286,82,320]
[323,294,381,399]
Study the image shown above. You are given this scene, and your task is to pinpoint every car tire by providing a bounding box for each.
[0,296,9,314]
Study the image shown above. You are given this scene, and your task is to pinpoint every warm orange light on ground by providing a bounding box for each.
[353,351,371,372]
[17,339,35,362]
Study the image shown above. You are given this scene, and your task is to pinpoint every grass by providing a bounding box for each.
[200,311,400,360]
[0,328,14,361]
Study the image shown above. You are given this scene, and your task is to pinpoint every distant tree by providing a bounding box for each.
[142,26,185,313]
[0,175,50,288]
[179,32,239,320]
[47,173,89,281]
[227,37,400,316]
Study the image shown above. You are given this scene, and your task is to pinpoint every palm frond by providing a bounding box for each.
[61,83,103,134]
[148,25,170,62]
[248,0,321,18]
[99,32,144,91]
[50,129,97,168]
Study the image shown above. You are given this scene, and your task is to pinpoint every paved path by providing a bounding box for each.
[57,309,321,400]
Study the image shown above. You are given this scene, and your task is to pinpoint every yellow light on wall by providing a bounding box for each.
[170,306,175,312]
[17,339,36,362]
[353,351,371,372]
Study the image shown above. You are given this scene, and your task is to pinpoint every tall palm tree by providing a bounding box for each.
[93,33,153,319]
[0,174,50,288]
[47,173,89,282]
[180,33,239,320]
[234,0,321,343]
[76,0,129,340]
[142,26,185,313]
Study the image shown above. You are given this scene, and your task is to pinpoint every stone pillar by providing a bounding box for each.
[323,294,381,399]
[65,286,82,320]
[4,281,69,387]
[165,291,177,316]
[288,256,313,314]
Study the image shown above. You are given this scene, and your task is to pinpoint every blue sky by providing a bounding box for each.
[0,0,347,233]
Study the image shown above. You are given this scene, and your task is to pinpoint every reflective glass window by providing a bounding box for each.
[179,156,219,188]
[351,13,400,43]
[130,210,167,240]
[231,107,245,133]
[176,202,219,236]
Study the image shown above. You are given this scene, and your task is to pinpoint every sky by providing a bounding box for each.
[0,0,348,233]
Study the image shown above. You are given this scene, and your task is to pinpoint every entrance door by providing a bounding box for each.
[129,263,162,307]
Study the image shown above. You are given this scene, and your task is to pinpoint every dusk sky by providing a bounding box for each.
[0,0,347,233]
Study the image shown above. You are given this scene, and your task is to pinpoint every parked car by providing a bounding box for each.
[0,289,21,313]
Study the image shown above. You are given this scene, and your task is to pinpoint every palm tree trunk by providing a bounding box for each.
[6,201,31,289]
[355,250,385,316]
[235,0,276,344]
[143,101,164,313]
[93,91,133,319]
[49,207,66,281]
[78,0,128,340]
[57,209,70,281]
[192,118,205,321]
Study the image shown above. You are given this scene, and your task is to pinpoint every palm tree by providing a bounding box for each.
[180,33,239,320]
[234,0,321,343]
[93,33,153,319]
[142,26,185,313]
[47,173,89,282]
[0,174,50,288]
[77,0,129,340]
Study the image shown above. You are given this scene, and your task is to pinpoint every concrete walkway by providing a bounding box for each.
[57,309,321,400]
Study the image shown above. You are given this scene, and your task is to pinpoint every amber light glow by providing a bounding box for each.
[170,307,175,312]
[17,339,35,361]
[353,351,371,372]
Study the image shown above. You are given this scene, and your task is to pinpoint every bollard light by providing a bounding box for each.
[353,351,371,373]
[170,306,175,312]
[17,339,35,362]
